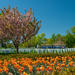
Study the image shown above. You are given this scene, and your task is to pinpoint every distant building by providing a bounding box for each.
[53,40,66,49]
[41,40,66,49]
[41,44,53,49]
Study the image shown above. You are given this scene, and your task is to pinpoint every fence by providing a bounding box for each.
[0,48,75,54]
[19,48,75,53]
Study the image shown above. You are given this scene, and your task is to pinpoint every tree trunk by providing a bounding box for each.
[16,45,19,53]
[14,42,19,53]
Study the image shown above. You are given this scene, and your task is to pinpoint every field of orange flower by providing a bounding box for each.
[0,56,75,75]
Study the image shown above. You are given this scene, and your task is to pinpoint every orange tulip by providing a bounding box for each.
[19,69,22,73]
[61,64,65,67]
[66,65,68,67]
[56,66,61,71]
[29,66,33,72]
[0,68,2,73]
[0,60,2,64]
[23,72,27,75]
[45,68,47,71]
[36,67,40,71]
[51,64,54,67]
[40,66,44,71]
[49,67,53,72]
[3,67,9,74]
[22,63,26,66]
[57,63,60,67]
[21,67,24,71]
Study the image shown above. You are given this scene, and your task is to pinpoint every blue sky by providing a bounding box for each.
[0,0,75,38]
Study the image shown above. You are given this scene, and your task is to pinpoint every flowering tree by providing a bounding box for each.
[0,7,41,53]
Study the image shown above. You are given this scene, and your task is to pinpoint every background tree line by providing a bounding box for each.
[1,26,75,48]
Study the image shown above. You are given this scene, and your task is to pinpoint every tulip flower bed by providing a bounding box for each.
[0,56,75,75]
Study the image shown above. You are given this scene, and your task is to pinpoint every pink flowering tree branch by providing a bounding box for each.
[0,7,41,53]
